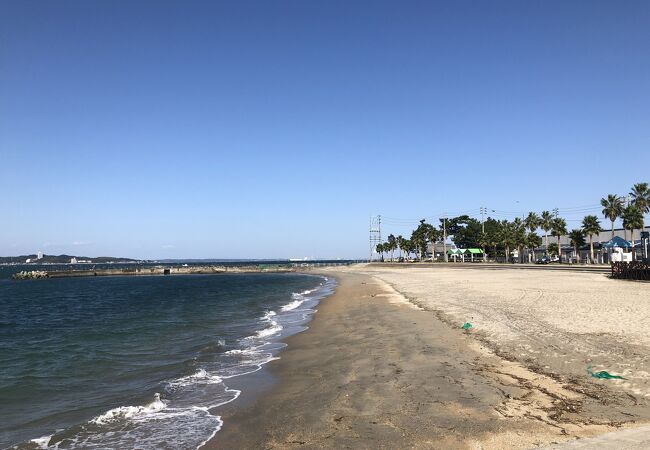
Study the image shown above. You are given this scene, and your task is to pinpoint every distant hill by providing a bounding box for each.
[0,254,140,264]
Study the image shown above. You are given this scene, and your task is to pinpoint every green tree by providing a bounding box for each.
[401,239,415,260]
[512,218,526,263]
[548,242,559,256]
[411,219,434,261]
[483,218,501,259]
[540,210,554,255]
[426,227,440,261]
[581,215,601,264]
[396,235,405,259]
[568,229,585,263]
[386,234,397,261]
[551,217,567,262]
[601,194,624,239]
[498,220,516,263]
[630,182,650,229]
[375,243,384,261]
[622,205,644,260]
[524,212,540,262]
[441,215,483,249]
[527,232,542,260]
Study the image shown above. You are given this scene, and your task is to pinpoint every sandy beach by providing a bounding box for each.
[207,265,650,449]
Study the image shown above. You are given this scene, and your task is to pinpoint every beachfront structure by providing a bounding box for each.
[424,225,649,263]
[536,225,650,263]
[437,247,485,262]
[428,242,456,260]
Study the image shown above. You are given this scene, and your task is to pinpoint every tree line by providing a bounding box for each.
[376,182,649,263]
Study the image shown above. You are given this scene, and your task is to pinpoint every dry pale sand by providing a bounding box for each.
[350,264,650,400]
[206,267,650,449]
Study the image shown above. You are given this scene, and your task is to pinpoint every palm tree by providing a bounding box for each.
[568,229,585,263]
[512,218,526,263]
[478,231,490,263]
[601,194,624,239]
[426,227,439,261]
[581,215,601,264]
[540,211,553,255]
[396,235,404,260]
[402,239,414,260]
[376,243,384,261]
[527,232,542,261]
[551,217,567,262]
[524,212,540,262]
[387,234,397,261]
[411,219,434,261]
[622,205,644,260]
[630,182,650,229]
[499,220,515,263]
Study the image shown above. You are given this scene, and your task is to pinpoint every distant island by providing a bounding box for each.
[0,254,140,265]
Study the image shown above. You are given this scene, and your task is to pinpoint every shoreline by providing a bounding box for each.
[205,266,650,449]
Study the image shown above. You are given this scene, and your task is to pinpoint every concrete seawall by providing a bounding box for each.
[12,265,297,280]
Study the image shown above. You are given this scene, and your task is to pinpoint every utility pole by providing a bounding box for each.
[480,206,487,262]
[480,206,486,233]
[443,215,448,262]
[552,208,561,262]
[369,215,381,262]
[626,195,633,248]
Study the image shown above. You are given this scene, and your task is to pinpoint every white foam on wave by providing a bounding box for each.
[90,393,166,426]
[281,299,304,311]
[29,435,53,449]
[281,287,320,312]
[167,369,223,389]
[224,348,258,355]
[255,321,283,338]
[49,405,223,450]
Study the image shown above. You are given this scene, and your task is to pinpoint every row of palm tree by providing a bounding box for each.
[377,182,649,263]
[601,182,649,242]
[376,220,440,261]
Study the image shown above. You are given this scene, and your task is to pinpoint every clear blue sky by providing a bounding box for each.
[1,1,649,259]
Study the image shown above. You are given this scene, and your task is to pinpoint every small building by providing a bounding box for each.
[602,236,633,263]
[447,248,464,262]
[466,248,484,262]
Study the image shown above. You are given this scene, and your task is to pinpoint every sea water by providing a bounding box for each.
[0,267,334,449]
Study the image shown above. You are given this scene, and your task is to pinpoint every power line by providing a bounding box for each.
[369,215,381,262]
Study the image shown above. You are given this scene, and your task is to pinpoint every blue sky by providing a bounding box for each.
[1,1,649,259]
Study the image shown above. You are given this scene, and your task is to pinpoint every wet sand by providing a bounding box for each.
[205,268,650,449]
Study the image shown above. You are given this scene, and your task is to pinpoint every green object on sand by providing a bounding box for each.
[462,322,472,330]
[587,366,625,380]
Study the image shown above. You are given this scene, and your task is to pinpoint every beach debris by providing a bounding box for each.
[587,366,625,380]
[462,322,473,330]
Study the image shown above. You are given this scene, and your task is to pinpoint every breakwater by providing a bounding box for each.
[12,265,297,280]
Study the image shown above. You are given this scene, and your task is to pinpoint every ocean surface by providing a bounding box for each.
[0,265,335,449]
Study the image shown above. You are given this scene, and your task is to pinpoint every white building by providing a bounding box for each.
[37,251,43,260]
[70,257,78,264]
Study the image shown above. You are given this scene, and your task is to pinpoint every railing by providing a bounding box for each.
[611,261,650,281]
